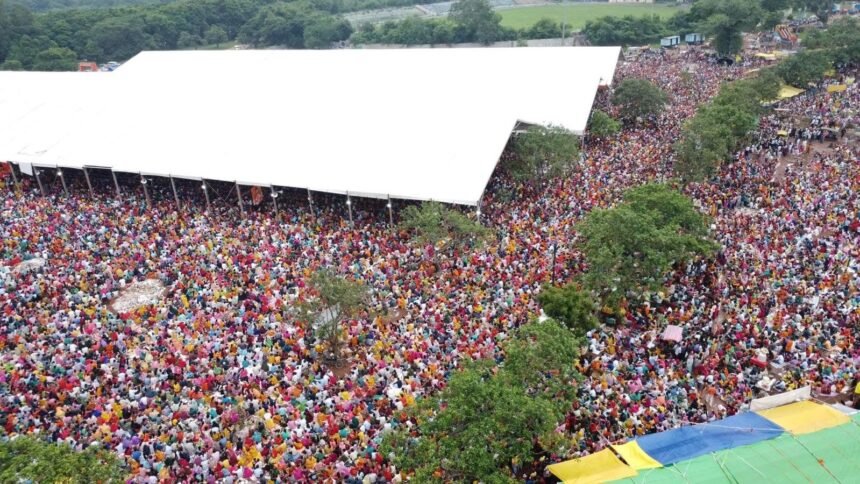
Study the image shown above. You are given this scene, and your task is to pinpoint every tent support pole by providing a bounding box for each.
[141,175,151,209]
[82,167,93,197]
[8,163,19,193]
[271,187,278,216]
[236,182,244,214]
[307,189,315,221]
[170,176,181,211]
[111,170,122,201]
[35,169,46,197]
[346,192,354,226]
[202,181,211,213]
[387,195,394,227]
[57,167,68,196]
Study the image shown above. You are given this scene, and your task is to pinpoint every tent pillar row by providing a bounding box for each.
[8,163,19,192]
[141,175,151,209]
[82,167,93,197]
[236,182,244,214]
[35,168,46,197]
[387,195,394,226]
[202,181,211,212]
[57,167,69,196]
[346,192,354,226]
[270,187,279,215]
[169,176,181,211]
[111,170,122,201]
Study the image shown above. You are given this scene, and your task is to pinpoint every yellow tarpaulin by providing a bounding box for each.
[778,85,804,100]
[827,84,847,93]
[756,401,850,435]
[611,441,663,470]
[547,449,637,484]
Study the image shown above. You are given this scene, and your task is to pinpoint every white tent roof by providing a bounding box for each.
[0,47,619,205]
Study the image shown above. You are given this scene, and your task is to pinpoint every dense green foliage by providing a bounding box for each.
[612,78,668,121]
[776,50,832,88]
[0,437,125,483]
[581,13,670,46]
[537,283,599,336]
[506,124,580,183]
[399,201,491,249]
[299,269,368,360]
[0,0,354,69]
[674,70,782,181]
[587,109,622,139]
[578,184,717,304]
[353,0,515,45]
[803,17,860,65]
[381,319,581,482]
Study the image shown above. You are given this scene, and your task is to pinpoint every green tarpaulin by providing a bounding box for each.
[614,414,860,483]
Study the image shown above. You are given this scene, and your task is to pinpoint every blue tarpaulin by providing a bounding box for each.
[633,412,784,465]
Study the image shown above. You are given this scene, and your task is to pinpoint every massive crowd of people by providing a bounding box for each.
[1,45,858,482]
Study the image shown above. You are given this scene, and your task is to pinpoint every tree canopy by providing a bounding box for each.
[506,124,580,183]
[448,0,503,45]
[0,437,125,483]
[381,318,581,482]
[612,78,668,122]
[587,109,622,139]
[399,201,491,249]
[578,183,717,304]
[537,283,599,337]
[674,71,782,182]
[803,17,860,64]
[300,268,368,361]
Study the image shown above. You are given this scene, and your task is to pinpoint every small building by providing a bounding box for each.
[77,61,99,72]
[685,33,704,45]
[660,36,681,48]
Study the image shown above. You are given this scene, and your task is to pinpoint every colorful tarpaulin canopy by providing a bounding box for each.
[632,412,784,465]
[611,442,662,470]
[756,400,850,434]
[778,85,805,99]
[547,449,637,484]
[613,413,860,483]
[660,325,683,343]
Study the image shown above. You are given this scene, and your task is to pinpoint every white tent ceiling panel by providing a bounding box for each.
[0,47,619,205]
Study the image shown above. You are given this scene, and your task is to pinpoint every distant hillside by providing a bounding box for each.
[11,0,170,11]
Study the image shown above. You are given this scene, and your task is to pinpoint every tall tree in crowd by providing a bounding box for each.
[612,78,668,122]
[299,269,368,363]
[399,201,491,250]
[578,184,717,305]
[506,124,580,184]
[381,319,582,482]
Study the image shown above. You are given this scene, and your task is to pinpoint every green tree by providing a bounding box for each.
[204,24,228,46]
[803,17,860,64]
[0,59,23,70]
[527,17,560,39]
[449,0,502,44]
[776,49,831,88]
[300,269,368,362]
[304,15,352,48]
[88,15,151,60]
[587,109,621,138]
[399,201,491,249]
[537,283,599,337]
[177,31,201,48]
[381,319,580,482]
[793,0,832,24]
[582,14,668,46]
[691,0,761,57]
[578,183,717,304]
[612,78,668,121]
[0,437,125,483]
[31,46,77,70]
[507,124,580,183]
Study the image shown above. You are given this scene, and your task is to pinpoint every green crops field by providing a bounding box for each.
[499,3,682,30]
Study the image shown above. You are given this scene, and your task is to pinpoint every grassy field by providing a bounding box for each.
[499,3,682,30]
